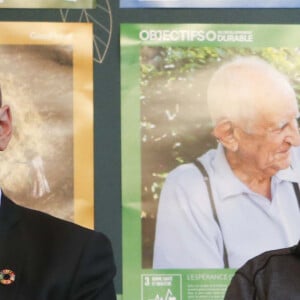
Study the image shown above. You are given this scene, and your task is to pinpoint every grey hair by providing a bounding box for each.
[207,56,295,131]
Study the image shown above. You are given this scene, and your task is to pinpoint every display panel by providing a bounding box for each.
[121,23,300,299]
[120,0,300,8]
[0,0,95,8]
[0,22,94,229]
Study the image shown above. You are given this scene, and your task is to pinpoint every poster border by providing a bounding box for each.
[0,22,94,229]
[121,23,300,300]
[120,0,300,8]
[0,0,95,9]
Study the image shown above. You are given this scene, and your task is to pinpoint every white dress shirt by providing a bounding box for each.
[153,144,300,269]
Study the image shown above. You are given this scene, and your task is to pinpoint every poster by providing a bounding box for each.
[120,0,300,8]
[0,0,95,9]
[0,22,94,229]
[121,23,300,299]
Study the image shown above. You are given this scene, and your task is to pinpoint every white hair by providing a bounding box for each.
[207,56,296,131]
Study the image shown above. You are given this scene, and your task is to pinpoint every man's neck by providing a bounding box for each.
[225,151,272,200]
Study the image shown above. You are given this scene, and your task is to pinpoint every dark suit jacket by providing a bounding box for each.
[0,195,116,300]
[224,242,300,300]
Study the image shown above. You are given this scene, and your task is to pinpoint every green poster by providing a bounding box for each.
[121,24,300,300]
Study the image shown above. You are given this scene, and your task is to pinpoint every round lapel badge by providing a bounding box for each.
[0,269,16,285]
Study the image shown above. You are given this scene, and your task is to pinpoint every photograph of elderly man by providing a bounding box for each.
[153,56,300,269]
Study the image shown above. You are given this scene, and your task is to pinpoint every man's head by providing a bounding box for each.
[207,56,300,176]
[0,87,12,151]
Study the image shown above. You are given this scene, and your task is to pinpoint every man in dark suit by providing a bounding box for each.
[0,92,116,299]
[224,241,300,299]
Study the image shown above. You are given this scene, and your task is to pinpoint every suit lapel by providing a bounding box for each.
[0,195,24,300]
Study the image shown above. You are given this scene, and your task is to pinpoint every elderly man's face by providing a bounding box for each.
[235,94,300,176]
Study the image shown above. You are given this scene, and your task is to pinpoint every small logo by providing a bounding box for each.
[142,274,182,300]
[0,269,16,285]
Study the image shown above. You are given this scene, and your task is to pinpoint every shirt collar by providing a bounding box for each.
[211,144,249,199]
[208,144,300,200]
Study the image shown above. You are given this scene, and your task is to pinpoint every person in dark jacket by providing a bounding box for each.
[224,241,300,300]
[0,89,116,299]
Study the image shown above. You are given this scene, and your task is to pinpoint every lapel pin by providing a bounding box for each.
[0,269,16,285]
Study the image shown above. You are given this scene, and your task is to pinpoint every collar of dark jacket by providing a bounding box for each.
[0,195,22,235]
[291,240,300,256]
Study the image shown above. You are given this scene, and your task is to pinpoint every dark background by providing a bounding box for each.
[1,1,300,294]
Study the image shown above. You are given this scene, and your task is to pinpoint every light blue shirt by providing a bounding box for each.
[153,144,300,269]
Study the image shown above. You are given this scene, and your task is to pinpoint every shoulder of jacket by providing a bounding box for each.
[236,246,295,280]
[18,202,98,237]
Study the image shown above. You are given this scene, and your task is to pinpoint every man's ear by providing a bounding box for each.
[0,105,12,151]
[212,119,238,152]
